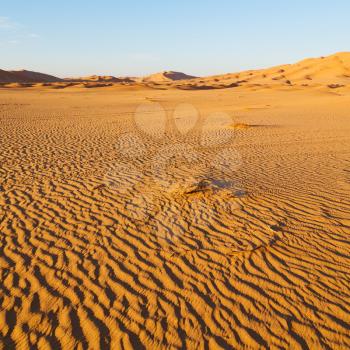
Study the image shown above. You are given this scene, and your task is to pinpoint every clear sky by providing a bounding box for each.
[1,0,349,78]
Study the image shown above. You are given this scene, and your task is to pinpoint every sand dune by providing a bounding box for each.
[0,55,350,349]
[141,71,197,83]
[0,69,61,83]
[176,52,350,89]
[2,52,349,91]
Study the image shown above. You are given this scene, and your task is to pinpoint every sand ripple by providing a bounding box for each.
[0,88,349,349]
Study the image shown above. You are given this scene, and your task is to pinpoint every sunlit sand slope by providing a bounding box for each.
[175,52,350,89]
[0,85,349,349]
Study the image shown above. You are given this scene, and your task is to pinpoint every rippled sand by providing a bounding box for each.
[0,84,349,349]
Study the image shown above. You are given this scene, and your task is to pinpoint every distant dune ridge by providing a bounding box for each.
[0,69,62,83]
[1,52,349,89]
[141,70,198,83]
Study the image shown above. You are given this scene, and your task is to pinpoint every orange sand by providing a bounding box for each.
[0,54,350,349]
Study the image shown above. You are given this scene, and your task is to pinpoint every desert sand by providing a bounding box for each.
[0,54,350,349]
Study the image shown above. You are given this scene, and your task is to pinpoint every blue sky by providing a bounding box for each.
[1,0,349,77]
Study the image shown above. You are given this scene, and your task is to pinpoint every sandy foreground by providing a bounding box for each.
[0,84,349,349]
